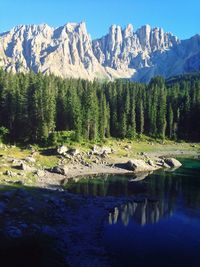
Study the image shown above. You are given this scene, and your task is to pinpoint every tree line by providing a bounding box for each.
[0,69,199,144]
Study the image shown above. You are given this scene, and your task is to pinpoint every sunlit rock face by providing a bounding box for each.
[0,22,110,80]
[92,24,180,73]
[0,22,200,82]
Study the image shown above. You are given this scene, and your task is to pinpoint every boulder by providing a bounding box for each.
[4,170,16,177]
[51,165,68,175]
[92,145,101,155]
[163,162,171,168]
[12,159,23,165]
[102,147,112,154]
[19,162,30,171]
[148,160,155,167]
[36,170,45,177]
[164,158,182,168]
[24,156,36,163]
[18,162,36,172]
[65,154,72,159]
[67,148,80,156]
[101,151,108,158]
[141,152,148,157]
[20,162,27,171]
[126,159,153,172]
[155,159,165,166]
[92,145,112,156]
[191,144,196,148]
[57,145,68,155]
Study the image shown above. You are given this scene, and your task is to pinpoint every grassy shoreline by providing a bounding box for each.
[0,139,199,188]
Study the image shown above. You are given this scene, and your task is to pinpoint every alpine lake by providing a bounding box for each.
[1,158,200,267]
[65,158,200,267]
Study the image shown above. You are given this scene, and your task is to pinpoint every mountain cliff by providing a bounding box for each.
[0,22,199,82]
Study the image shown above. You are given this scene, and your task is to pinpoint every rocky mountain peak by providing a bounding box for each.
[11,23,53,36]
[92,23,180,71]
[136,24,151,49]
[124,24,134,38]
[0,22,199,82]
[108,25,123,46]
[62,21,87,34]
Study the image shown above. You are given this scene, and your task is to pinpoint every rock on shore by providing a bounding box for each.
[127,159,156,172]
[164,158,182,168]
[125,157,182,173]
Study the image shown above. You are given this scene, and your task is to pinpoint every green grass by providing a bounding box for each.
[0,137,199,186]
[34,153,59,169]
[0,145,30,158]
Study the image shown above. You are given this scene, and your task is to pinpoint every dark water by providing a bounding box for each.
[66,158,200,267]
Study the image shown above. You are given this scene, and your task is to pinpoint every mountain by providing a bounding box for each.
[0,22,200,82]
[0,22,108,80]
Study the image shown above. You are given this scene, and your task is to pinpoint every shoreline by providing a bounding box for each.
[0,142,199,189]
[37,163,136,189]
[37,150,200,189]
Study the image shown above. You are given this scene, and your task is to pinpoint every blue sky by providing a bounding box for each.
[0,0,199,39]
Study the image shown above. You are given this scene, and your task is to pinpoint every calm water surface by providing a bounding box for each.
[66,158,200,267]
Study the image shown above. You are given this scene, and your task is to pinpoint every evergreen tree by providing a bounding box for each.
[127,97,136,138]
[120,112,127,138]
[0,69,199,143]
[157,81,166,139]
[167,104,174,139]
[138,101,144,136]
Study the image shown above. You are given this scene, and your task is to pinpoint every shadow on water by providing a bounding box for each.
[0,185,70,267]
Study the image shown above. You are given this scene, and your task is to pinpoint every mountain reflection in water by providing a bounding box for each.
[108,198,173,226]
